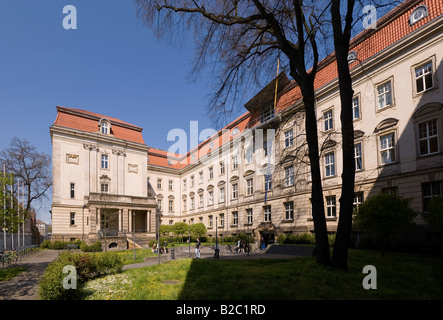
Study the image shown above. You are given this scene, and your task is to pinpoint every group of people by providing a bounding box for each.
[152,240,169,254]
[236,239,249,253]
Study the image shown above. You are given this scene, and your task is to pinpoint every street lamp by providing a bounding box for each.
[188,220,191,258]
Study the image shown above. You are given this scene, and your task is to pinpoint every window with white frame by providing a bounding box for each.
[209,167,214,179]
[353,192,364,213]
[183,179,187,190]
[219,187,225,203]
[169,200,174,212]
[219,214,225,227]
[70,212,75,226]
[352,96,360,120]
[415,62,433,93]
[199,171,203,183]
[264,205,271,222]
[354,143,363,171]
[157,179,162,189]
[209,215,213,228]
[284,165,294,187]
[325,151,335,177]
[324,109,333,131]
[246,178,253,195]
[157,199,162,211]
[168,180,173,191]
[208,191,214,206]
[199,194,203,208]
[232,183,238,199]
[380,133,396,164]
[409,5,428,25]
[101,154,109,169]
[101,183,109,194]
[232,211,238,226]
[183,198,187,211]
[284,202,294,220]
[100,120,110,135]
[264,174,272,191]
[246,208,253,224]
[70,183,75,199]
[190,176,195,187]
[232,155,238,170]
[245,147,253,164]
[377,81,393,110]
[220,161,225,174]
[418,119,439,156]
[284,129,294,147]
[326,196,336,217]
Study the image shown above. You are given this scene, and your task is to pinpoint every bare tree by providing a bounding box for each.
[0,138,52,213]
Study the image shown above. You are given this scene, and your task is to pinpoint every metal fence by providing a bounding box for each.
[0,233,36,251]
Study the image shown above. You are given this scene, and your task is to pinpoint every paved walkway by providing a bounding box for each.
[0,250,60,300]
[123,245,315,270]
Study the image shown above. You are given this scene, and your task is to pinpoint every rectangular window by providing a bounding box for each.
[101,183,109,194]
[380,133,396,164]
[168,180,173,191]
[382,187,398,195]
[209,167,214,179]
[246,178,253,195]
[325,151,335,177]
[183,199,187,211]
[190,176,194,187]
[264,174,272,191]
[220,187,225,203]
[324,110,333,131]
[284,166,294,187]
[208,191,214,206]
[326,196,336,217]
[220,161,225,174]
[190,197,195,210]
[70,183,75,199]
[199,194,203,208]
[245,147,253,164]
[157,199,162,211]
[246,208,253,224]
[183,179,187,190]
[70,212,75,226]
[353,192,364,213]
[422,181,442,213]
[232,183,238,199]
[284,202,294,220]
[415,62,433,93]
[219,214,225,227]
[284,129,294,147]
[169,200,174,212]
[264,205,271,222]
[352,96,360,120]
[232,211,238,226]
[354,143,363,171]
[157,179,162,189]
[209,215,213,228]
[101,154,109,169]
[377,81,393,109]
[418,119,439,156]
[199,171,203,183]
[232,155,238,170]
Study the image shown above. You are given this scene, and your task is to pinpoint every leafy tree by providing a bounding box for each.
[159,224,172,237]
[172,222,189,242]
[354,192,418,255]
[190,223,207,238]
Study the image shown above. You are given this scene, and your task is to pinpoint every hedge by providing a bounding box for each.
[38,251,123,300]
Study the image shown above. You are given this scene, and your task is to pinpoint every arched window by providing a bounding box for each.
[100,118,111,135]
[409,5,428,26]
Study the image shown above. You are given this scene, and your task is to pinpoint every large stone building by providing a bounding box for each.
[50,0,443,249]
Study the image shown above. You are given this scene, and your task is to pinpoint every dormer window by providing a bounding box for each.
[409,5,428,26]
[99,118,111,135]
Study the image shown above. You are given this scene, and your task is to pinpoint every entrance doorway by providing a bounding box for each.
[260,231,275,249]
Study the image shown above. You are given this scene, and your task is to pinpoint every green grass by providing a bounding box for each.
[0,267,26,282]
[80,249,443,300]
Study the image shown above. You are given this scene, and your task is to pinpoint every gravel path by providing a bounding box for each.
[0,250,60,300]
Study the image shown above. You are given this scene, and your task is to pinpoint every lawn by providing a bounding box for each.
[80,248,443,300]
[0,267,26,282]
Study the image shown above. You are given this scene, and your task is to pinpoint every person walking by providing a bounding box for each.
[195,237,201,258]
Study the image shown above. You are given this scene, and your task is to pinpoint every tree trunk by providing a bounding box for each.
[330,0,356,270]
[298,75,331,266]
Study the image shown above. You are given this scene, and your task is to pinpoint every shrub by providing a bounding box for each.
[38,251,123,300]
[80,241,102,252]
[423,195,443,230]
[40,239,51,249]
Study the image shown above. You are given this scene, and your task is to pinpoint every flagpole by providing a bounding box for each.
[22,181,25,247]
[3,164,6,251]
[11,177,14,249]
[18,177,20,248]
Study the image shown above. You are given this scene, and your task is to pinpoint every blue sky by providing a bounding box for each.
[0,1,237,223]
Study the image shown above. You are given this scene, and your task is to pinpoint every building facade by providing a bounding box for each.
[51,0,443,249]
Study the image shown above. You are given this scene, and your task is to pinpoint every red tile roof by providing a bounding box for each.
[53,106,146,144]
